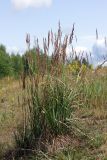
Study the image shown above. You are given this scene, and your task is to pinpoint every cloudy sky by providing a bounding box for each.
[0,0,107,64]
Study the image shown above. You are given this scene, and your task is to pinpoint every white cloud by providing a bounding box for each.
[74,46,88,53]
[6,46,25,55]
[92,39,107,57]
[96,39,106,47]
[7,46,19,53]
[11,0,52,10]
[66,45,89,56]
[92,39,107,66]
[80,35,95,42]
[66,42,107,66]
[66,45,91,62]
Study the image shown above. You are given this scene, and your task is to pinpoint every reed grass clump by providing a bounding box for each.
[14,23,106,158]
[14,23,81,154]
[27,77,77,137]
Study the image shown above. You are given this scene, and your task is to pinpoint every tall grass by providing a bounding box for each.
[15,23,79,152]
[14,23,107,159]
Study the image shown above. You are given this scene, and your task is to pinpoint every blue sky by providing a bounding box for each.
[0,0,107,64]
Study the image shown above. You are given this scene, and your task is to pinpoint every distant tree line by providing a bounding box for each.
[0,44,91,79]
[0,44,23,78]
[0,44,50,79]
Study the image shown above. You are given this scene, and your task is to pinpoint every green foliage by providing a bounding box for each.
[11,53,23,78]
[23,48,51,75]
[15,76,78,151]
[0,45,12,78]
[67,56,93,75]
[89,134,105,149]
[77,75,107,108]
[0,44,23,79]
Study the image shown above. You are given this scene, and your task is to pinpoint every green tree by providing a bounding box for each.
[0,45,12,78]
[11,53,23,78]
